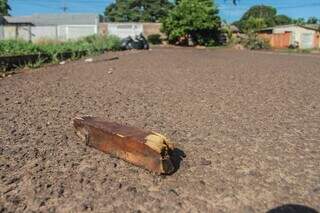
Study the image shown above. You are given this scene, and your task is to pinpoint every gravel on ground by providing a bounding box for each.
[0,47,319,212]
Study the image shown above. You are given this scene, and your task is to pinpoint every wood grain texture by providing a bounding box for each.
[73,116,175,174]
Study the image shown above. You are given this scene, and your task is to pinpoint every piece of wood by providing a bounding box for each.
[73,116,175,174]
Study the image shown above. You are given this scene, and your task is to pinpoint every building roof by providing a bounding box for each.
[4,13,100,26]
[257,24,320,32]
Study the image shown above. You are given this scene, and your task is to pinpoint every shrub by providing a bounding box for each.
[0,35,122,70]
[147,34,162,45]
[0,39,42,56]
[241,33,270,50]
[0,35,121,57]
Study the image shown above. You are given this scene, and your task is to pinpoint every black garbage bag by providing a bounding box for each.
[121,34,149,50]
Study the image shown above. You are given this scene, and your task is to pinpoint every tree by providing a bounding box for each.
[274,15,292,25]
[244,17,267,31]
[0,0,10,16]
[105,0,174,22]
[293,18,305,25]
[161,0,221,46]
[241,5,277,27]
[307,17,318,24]
[234,5,294,32]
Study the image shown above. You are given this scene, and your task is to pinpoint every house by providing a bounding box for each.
[2,13,101,41]
[257,24,320,49]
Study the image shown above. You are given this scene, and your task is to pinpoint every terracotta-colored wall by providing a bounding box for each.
[258,32,291,48]
[142,23,164,37]
[314,33,320,49]
[98,23,108,36]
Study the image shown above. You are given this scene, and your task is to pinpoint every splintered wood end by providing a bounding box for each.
[73,116,176,174]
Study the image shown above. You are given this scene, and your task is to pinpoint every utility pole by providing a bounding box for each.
[61,0,68,13]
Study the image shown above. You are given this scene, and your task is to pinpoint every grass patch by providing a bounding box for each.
[0,35,121,72]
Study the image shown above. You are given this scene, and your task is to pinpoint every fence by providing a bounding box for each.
[1,22,163,42]
[99,22,162,39]
[259,32,292,48]
[0,25,97,42]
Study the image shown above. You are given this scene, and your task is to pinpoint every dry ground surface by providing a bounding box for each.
[0,47,319,213]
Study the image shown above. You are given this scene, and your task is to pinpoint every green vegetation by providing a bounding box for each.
[0,35,121,71]
[161,0,221,46]
[0,40,43,56]
[105,0,173,22]
[147,34,162,45]
[0,0,10,15]
[234,5,292,32]
[0,35,121,57]
[241,33,270,50]
[307,17,319,24]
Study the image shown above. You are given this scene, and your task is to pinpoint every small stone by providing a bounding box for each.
[127,186,137,193]
[200,158,211,166]
[85,58,93,63]
[59,61,66,65]
[169,189,179,196]
[108,71,113,74]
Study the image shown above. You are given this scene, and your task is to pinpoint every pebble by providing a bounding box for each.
[85,58,93,63]
[200,158,212,166]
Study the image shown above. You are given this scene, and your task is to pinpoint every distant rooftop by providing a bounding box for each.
[257,24,320,32]
[4,13,100,26]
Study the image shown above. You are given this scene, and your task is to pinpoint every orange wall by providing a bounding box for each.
[314,33,320,49]
[259,32,291,49]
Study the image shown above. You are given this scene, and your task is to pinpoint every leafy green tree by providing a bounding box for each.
[244,17,267,31]
[234,5,295,32]
[241,5,277,27]
[105,0,173,22]
[161,0,221,46]
[0,0,10,16]
[307,17,318,24]
[274,15,292,25]
[293,18,305,25]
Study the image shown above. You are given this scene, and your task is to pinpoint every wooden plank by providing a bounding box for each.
[73,116,175,174]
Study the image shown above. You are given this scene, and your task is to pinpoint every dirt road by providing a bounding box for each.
[1,48,319,212]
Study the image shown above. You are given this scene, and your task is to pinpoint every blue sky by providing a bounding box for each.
[8,0,320,23]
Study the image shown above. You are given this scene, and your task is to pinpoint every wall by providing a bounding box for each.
[259,32,292,48]
[314,32,320,48]
[107,23,144,39]
[1,25,97,42]
[273,26,317,48]
[98,22,163,38]
[142,23,163,37]
[98,23,108,36]
[1,22,163,41]
[0,25,4,40]
[3,26,17,39]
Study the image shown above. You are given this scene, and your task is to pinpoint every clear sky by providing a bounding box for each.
[8,0,320,23]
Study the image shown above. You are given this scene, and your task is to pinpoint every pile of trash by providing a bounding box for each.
[121,34,149,50]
